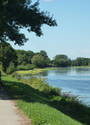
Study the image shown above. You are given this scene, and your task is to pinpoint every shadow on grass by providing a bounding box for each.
[2,79,90,125]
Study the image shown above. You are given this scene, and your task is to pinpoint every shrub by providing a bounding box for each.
[49,87,61,96]
[20,77,61,96]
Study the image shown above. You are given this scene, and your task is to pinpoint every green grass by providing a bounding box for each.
[17,64,36,70]
[15,68,56,75]
[2,75,90,125]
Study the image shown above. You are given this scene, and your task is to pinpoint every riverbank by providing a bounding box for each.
[2,75,90,125]
[15,66,90,75]
[15,68,56,75]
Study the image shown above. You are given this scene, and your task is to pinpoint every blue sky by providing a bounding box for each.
[12,0,90,59]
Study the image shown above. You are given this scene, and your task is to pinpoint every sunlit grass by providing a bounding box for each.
[16,68,56,75]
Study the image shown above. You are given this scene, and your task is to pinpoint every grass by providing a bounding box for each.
[15,68,56,75]
[2,75,90,125]
[17,64,36,70]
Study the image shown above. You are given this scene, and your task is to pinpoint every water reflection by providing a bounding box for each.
[53,68,70,75]
[75,67,90,74]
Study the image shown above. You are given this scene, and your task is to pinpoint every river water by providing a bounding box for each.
[35,67,90,106]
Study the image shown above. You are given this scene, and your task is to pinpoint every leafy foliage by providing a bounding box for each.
[31,54,49,68]
[1,45,90,74]
[16,50,34,65]
[72,57,90,66]
[15,50,90,69]
[0,42,17,72]
[53,54,71,67]
[0,0,57,45]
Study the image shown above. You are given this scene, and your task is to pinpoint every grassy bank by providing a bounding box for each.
[2,75,90,125]
[15,68,56,75]
[15,66,90,76]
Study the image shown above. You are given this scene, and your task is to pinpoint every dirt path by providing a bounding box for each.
[0,88,31,125]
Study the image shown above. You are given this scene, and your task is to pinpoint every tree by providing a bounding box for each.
[31,50,51,68]
[0,0,57,83]
[0,0,57,45]
[26,51,35,64]
[40,50,48,58]
[0,42,17,72]
[39,50,50,66]
[16,50,34,65]
[72,57,89,66]
[31,54,48,68]
[53,54,71,67]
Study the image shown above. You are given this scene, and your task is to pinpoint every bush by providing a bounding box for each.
[49,87,61,96]
[20,77,61,96]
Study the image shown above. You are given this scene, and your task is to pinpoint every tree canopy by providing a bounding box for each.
[53,54,71,67]
[31,52,50,68]
[72,57,90,66]
[15,50,90,69]
[0,0,57,45]
[0,42,17,72]
[16,50,34,65]
[1,45,90,72]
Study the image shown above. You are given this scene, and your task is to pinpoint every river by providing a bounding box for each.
[35,67,90,106]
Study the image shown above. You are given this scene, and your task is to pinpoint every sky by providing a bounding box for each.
[11,0,90,59]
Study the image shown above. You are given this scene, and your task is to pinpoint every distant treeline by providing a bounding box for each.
[0,42,90,74]
[16,50,90,69]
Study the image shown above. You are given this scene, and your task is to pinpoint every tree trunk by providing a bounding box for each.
[0,71,1,83]
[0,71,3,87]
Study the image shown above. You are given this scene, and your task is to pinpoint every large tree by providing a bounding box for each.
[0,0,57,83]
[72,57,89,66]
[0,0,57,45]
[0,42,17,72]
[53,55,71,67]
[16,50,34,65]
[31,54,49,68]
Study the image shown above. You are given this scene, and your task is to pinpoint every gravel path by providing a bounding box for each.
[0,88,31,125]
